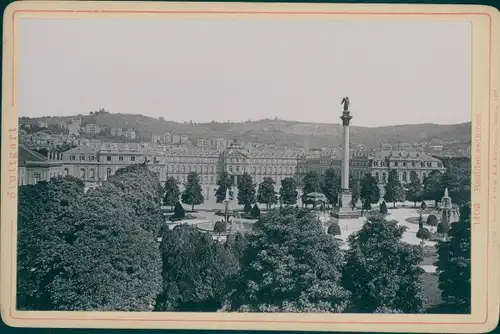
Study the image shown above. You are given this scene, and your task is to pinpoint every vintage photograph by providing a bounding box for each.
[13,6,474,317]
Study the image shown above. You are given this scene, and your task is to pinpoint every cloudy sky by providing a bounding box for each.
[18,17,471,127]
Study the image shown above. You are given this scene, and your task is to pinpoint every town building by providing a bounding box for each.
[125,129,136,140]
[68,123,80,136]
[180,135,190,144]
[18,145,64,186]
[163,132,172,143]
[152,134,162,144]
[172,134,181,144]
[110,128,123,136]
[20,138,447,200]
[297,148,446,196]
[85,124,100,136]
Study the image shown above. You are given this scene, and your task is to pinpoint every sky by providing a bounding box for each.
[18,17,471,127]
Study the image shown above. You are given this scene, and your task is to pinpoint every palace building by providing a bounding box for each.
[19,141,446,198]
[297,148,446,196]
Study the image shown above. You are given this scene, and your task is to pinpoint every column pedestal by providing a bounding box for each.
[332,190,360,219]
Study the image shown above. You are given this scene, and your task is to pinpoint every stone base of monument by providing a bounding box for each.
[331,191,361,219]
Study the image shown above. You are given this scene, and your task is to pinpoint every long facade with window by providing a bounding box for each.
[297,148,446,196]
[20,142,446,199]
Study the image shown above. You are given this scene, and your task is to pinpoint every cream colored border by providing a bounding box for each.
[2,1,499,332]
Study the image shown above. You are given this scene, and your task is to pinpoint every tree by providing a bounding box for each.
[437,214,450,239]
[379,201,388,215]
[163,177,180,210]
[406,171,423,207]
[361,199,372,216]
[228,207,350,312]
[360,173,380,205]
[17,176,85,310]
[18,167,164,311]
[321,168,341,206]
[426,214,438,231]
[342,215,425,313]
[279,177,299,205]
[215,171,233,203]
[156,224,239,311]
[383,169,405,208]
[173,202,185,219]
[301,171,321,199]
[226,232,249,266]
[257,177,278,210]
[416,227,432,243]
[237,173,256,207]
[243,203,252,213]
[213,220,228,238]
[435,203,471,313]
[422,170,443,206]
[181,172,204,211]
[251,204,261,218]
[108,164,166,235]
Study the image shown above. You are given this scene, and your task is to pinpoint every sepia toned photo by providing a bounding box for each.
[1,1,499,332]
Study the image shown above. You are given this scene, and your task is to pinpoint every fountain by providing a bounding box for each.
[429,188,460,225]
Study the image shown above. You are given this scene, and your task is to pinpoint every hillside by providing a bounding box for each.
[36,114,471,148]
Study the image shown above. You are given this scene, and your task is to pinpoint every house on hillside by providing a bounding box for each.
[172,133,181,144]
[163,132,172,143]
[68,123,80,136]
[125,129,136,140]
[110,128,124,136]
[180,135,190,144]
[85,124,100,136]
[152,134,162,144]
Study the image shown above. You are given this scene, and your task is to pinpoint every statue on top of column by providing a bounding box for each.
[341,96,350,111]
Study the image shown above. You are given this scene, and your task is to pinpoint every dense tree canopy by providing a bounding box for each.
[17,176,85,310]
[435,203,471,313]
[18,165,164,311]
[360,173,380,205]
[342,215,425,313]
[237,173,256,207]
[321,168,341,205]
[215,171,233,203]
[406,171,423,207]
[257,177,278,210]
[228,207,350,312]
[108,164,165,235]
[384,169,405,208]
[163,176,180,209]
[302,171,321,197]
[422,170,443,206]
[181,172,204,211]
[156,224,238,311]
[279,177,299,205]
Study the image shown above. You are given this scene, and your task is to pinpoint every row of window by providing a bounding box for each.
[371,160,441,168]
[227,165,295,174]
[68,154,298,165]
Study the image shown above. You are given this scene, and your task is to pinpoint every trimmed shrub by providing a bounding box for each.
[437,221,450,234]
[172,202,185,219]
[327,223,341,236]
[416,227,432,240]
[213,220,227,235]
[243,203,252,213]
[379,201,388,215]
[251,204,261,218]
[420,201,427,210]
[426,214,438,227]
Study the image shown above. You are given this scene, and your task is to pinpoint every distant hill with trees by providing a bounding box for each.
[28,113,471,148]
